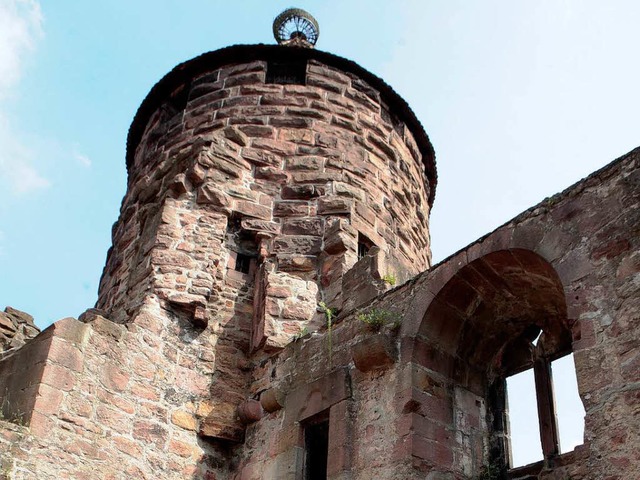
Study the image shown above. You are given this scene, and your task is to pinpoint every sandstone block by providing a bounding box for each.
[282,218,324,236]
[238,125,274,138]
[269,117,312,129]
[273,236,322,255]
[281,185,323,200]
[261,94,307,107]
[274,201,310,217]
[222,126,249,146]
[171,410,197,431]
[255,166,289,182]
[237,400,263,425]
[132,420,168,448]
[41,363,75,392]
[199,417,244,443]
[100,364,129,392]
[240,147,279,167]
[224,72,264,87]
[150,249,197,269]
[241,219,281,236]
[251,138,296,156]
[279,127,315,144]
[234,200,272,220]
[352,334,397,372]
[318,196,353,215]
[285,155,323,171]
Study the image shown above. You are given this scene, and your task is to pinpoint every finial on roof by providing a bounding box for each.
[273,8,319,48]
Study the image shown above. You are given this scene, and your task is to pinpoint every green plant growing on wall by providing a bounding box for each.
[292,327,309,342]
[382,273,397,286]
[318,302,336,364]
[475,462,502,480]
[0,390,26,427]
[357,308,402,332]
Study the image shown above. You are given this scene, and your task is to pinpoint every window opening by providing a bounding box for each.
[506,369,543,468]
[304,417,329,480]
[235,253,252,274]
[551,354,585,453]
[266,59,307,85]
[531,329,543,347]
[226,213,258,276]
[357,233,374,261]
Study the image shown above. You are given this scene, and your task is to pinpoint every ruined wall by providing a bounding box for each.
[0,307,39,360]
[0,310,239,479]
[235,148,639,479]
[0,41,636,480]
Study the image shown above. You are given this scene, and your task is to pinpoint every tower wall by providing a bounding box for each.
[97,48,436,349]
[91,45,437,448]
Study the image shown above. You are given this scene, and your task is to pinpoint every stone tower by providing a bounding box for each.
[95,10,436,441]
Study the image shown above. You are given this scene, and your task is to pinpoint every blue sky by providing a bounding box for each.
[0,0,638,332]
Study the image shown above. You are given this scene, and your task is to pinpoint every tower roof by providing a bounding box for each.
[126,44,437,206]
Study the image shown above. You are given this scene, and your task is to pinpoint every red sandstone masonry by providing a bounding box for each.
[1,41,637,480]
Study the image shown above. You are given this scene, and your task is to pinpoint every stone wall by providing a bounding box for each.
[0,309,239,479]
[234,148,639,479]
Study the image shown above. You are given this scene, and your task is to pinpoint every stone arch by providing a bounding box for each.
[404,248,577,476]
[416,249,570,375]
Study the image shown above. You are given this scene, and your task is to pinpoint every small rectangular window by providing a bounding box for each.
[235,253,252,274]
[266,59,307,85]
[304,417,329,480]
[357,233,374,260]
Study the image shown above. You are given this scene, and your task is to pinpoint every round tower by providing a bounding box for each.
[97,19,437,353]
[96,8,437,445]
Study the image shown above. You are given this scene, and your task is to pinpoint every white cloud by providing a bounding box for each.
[0,0,43,94]
[72,145,92,168]
[0,0,48,196]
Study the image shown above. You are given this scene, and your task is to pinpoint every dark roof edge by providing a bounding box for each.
[125,44,437,206]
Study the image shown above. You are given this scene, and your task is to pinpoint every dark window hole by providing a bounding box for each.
[235,253,252,274]
[357,233,374,260]
[266,59,307,85]
[304,416,329,480]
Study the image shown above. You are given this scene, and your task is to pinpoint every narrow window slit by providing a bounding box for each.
[357,233,374,260]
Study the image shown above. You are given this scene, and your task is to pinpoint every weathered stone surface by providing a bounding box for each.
[280,184,323,200]
[237,400,263,424]
[317,196,353,215]
[0,306,40,357]
[352,333,397,371]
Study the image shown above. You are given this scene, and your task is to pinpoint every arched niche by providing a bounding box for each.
[407,249,575,477]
